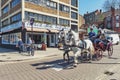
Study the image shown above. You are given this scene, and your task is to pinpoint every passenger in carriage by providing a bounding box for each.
[94,30,102,47]
[100,34,109,48]
[88,28,96,42]
[94,32,109,49]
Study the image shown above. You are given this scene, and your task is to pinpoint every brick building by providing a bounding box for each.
[83,9,105,30]
[104,8,120,32]
[0,0,79,48]
[78,14,85,28]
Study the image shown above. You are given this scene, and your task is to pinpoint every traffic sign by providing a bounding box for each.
[30,18,34,25]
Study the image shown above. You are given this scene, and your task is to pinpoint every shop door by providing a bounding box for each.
[47,35,50,47]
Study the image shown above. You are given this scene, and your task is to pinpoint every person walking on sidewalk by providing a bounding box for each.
[16,37,23,53]
[27,37,33,55]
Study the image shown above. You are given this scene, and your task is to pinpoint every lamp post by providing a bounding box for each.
[30,17,34,56]
[30,18,34,41]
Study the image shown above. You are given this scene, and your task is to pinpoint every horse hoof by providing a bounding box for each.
[73,64,77,67]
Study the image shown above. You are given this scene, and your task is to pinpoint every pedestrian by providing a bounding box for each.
[27,37,33,56]
[16,37,23,53]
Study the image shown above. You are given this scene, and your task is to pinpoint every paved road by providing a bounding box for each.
[0,45,120,80]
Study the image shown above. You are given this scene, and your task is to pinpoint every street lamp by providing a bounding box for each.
[30,17,34,41]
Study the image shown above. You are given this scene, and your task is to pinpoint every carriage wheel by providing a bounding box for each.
[108,45,113,57]
[96,49,103,60]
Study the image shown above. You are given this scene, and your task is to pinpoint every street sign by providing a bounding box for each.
[30,18,34,25]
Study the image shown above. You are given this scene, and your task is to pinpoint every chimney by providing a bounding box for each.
[100,9,102,13]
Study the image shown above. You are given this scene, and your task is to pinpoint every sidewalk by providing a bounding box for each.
[0,47,64,62]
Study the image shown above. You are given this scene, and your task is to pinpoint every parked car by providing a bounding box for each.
[105,33,120,45]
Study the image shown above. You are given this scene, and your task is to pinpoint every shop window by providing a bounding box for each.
[2,33,21,45]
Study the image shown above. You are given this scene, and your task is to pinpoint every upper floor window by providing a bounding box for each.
[116,15,119,21]
[24,11,57,24]
[71,12,78,19]
[2,19,9,27]
[2,5,9,14]
[59,18,70,26]
[71,0,78,7]
[10,13,21,23]
[59,4,70,13]
[11,0,21,8]
[25,0,57,9]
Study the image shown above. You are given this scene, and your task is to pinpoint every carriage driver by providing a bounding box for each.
[88,28,96,42]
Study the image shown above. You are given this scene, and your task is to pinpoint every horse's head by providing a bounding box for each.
[66,29,79,46]
[58,29,66,43]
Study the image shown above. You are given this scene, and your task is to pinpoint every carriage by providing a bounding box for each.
[94,39,113,60]
[58,29,114,66]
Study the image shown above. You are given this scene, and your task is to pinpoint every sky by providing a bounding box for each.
[79,0,105,15]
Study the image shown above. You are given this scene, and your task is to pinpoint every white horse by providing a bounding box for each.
[58,29,95,66]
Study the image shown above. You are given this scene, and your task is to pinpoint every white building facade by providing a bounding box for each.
[0,0,79,47]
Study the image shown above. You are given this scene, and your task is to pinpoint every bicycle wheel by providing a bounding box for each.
[108,45,113,57]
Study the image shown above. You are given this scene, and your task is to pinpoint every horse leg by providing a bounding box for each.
[73,50,80,67]
[66,51,70,63]
[63,50,70,63]
[80,52,83,62]
[63,51,66,61]
[80,49,84,62]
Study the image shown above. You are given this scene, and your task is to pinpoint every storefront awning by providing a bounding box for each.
[26,28,49,32]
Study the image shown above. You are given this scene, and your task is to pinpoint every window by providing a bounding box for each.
[24,11,57,24]
[71,12,78,19]
[2,19,9,27]
[59,4,70,13]
[10,13,21,23]
[59,18,70,26]
[42,15,47,22]
[25,12,29,20]
[116,15,119,21]
[52,17,57,24]
[116,23,119,27]
[2,33,21,45]
[11,0,21,8]
[71,0,78,7]
[25,0,57,9]
[38,14,42,21]
[2,5,9,14]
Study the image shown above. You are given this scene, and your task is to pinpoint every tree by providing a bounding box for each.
[103,0,120,11]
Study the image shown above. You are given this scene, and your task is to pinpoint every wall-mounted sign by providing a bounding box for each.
[24,21,70,31]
